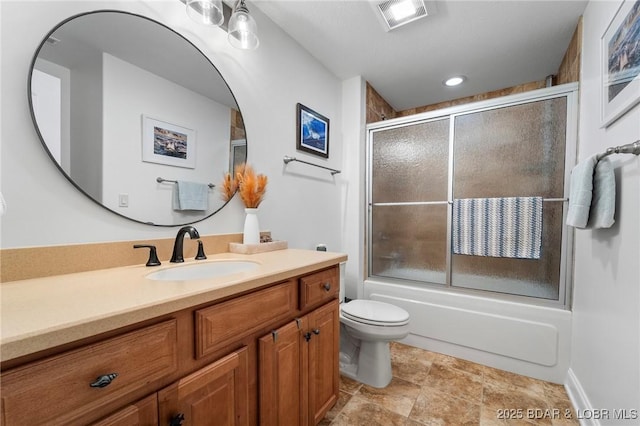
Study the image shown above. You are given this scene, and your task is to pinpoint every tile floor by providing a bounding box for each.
[320,342,579,426]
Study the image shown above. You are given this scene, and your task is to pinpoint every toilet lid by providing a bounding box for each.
[341,300,409,326]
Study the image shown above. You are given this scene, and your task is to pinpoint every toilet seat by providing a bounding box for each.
[341,300,409,327]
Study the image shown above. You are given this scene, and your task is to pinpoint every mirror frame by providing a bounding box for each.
[28,9,247,227]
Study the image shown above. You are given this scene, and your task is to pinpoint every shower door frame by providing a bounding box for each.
[365,83,579,308]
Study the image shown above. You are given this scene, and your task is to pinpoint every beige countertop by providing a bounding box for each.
[0,249,347,363]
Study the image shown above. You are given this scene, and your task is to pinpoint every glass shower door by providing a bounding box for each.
[451,98,568,299]
[369,118,450,285]
[367,86,576,303]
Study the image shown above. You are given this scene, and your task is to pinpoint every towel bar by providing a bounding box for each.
[283,155,341,175]
[156,177,215,188]
[596,140,640,161]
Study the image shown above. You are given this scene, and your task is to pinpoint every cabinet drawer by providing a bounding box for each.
[1,320,177,426]
[299,267,339,310]
[195,281,297,359]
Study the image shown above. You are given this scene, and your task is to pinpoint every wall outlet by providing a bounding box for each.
[118,193,129,207]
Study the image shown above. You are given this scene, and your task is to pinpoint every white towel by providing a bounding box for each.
[172,181,209,211]
[453,197,543,259]
[566,155,616,229]
[587,158,615,229]
[566,155,597,228]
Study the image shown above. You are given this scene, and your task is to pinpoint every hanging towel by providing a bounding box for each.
[587,157,615,229]
[566,155,598,228]
[566,155,616,229]
[453,197,543,259]
[172,180,209,211]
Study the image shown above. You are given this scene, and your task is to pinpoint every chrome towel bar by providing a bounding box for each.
[596,140,640,161]
[156,177,215,188]
[283,155,341,175]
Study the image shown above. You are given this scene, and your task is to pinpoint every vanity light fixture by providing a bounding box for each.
[228,0,259,50]
[182,0,259,50]
[444,75,466,87]
[186,0,224,26]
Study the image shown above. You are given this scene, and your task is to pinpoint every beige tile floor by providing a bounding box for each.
[320,342,579,426]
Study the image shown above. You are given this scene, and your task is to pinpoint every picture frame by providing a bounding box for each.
[142,115,196,168]
[601,0,640,127]
[296,103,330,158]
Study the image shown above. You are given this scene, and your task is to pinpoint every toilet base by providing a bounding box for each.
[339,340,393,388]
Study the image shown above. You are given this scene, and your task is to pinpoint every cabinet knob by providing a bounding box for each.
[304,332,312,342]
[89,373,118,388]
[322,282,331,292]
[313,329,320,335]
[169,413,185,426]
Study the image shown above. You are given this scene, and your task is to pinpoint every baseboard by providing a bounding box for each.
[565,368,598,426]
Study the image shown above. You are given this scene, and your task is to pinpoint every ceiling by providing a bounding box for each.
[252,0,588,112]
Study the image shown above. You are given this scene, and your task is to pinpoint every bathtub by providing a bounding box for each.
[364,276,572,384]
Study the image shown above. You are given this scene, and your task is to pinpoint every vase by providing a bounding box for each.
[243,208,260,244]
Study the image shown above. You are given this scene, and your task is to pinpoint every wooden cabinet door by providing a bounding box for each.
[158,347,249,426]
[307,300,339,425]
[259,300,339,426]
[258,318,308,426]
[90,394,158,426]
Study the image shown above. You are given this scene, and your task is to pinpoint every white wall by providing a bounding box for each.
[567,1,640,424]
[340,76,366,300]
[102,53,229,225]
[0,0,343,252]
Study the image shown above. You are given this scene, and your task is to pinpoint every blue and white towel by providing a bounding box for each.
[453,197,543,259]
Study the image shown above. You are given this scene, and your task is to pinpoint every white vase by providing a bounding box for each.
[243,208,260,244]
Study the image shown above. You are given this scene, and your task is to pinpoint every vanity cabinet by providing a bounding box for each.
[1,320,178,426]
[90,395,159,426]
[0,264,340,426]
[259,300,339,426]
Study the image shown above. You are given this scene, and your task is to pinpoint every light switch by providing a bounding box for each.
[119,193,129,207]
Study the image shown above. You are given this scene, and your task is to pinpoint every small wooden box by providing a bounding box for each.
[228,240,288,254]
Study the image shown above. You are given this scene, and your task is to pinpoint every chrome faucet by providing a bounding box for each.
[170,226,200,263]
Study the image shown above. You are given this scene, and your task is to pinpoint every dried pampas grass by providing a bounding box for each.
[220,163,267,208]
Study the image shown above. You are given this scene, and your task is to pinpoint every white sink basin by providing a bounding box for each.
[146,261,259,281]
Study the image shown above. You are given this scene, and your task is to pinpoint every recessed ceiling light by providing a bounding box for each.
[444,76,466,87]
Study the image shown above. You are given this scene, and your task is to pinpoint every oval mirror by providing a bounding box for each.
[29,10,247,226]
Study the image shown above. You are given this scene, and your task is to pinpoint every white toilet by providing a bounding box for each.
[338,264,410,388]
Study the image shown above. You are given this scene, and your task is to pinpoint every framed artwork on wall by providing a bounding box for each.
[142,115,196,168]
[601,0,640,127]
[296,103,330,158]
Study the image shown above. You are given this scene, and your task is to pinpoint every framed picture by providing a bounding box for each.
[601,0,640,127]
[296,103,330,158]
[142,115,196,168]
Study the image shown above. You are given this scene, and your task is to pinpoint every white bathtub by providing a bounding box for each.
[364,277,572,384]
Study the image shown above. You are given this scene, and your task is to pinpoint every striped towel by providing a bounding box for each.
[453,197,543,259]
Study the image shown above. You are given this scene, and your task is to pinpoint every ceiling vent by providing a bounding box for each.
[373,0,435,32]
